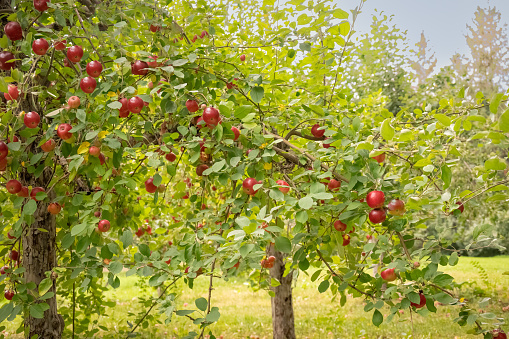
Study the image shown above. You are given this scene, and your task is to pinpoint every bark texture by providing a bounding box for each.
[268,246,296,339]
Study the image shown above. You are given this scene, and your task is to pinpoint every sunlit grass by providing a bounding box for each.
[2,256,508,338]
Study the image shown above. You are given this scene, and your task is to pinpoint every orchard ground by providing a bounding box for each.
[3,256,508,338]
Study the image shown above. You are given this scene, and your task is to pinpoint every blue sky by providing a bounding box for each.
[339,0,509,68]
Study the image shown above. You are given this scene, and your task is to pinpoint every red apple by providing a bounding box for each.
[334,220,347,232]
[135,227,145,237]
[388,199,405,216]
[231,126,240,141]
[276,180,290,194]
[4,22,23,41]
[86,60,103,77]
[17,186,29,197]
[54,39,66,51]
[98,219,110,232]
[372,153,385,164]
[0,51,16,70]
[41,139,56,152]
[366,191,385,208]
[165,152,176,162]
[196,164,209,176]
[30,187,45,200]
[147,55,158,68]
[455,201,464,213]
[89,146,100,157]
[413,262,420,268]
[4,85,19,101]
[243,178,261,195]
[99,153,106,165]
[381,267,397,281]
[4,290,14,300]
[492,330,507,339]
[67,96,80,108]
[0,141,7,159]
[145,177,157,193]
[202,107,220,128]
[9,250,19,261]
[118,98,129,117]
[57,123,73,140]
[47,202,61,215]
[34,0,50,12]
[342,234,350,246]
[323,138,333,148]
[128,96,144,114]
[150,24,161,32]
[410,293,426,309]
[328,179,341,192]
[32,38,49,55]
[24,111,40,128]
[311,124,325,138]
[369,209,386,224]
[94,211,101,217]
[186,100,199,113]
[131,60,148,75]
[67,46,84,63]
[6,179,22,194]
[80,77,97,93]
[240,54,246,61]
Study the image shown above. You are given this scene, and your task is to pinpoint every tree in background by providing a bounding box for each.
[410,32,437,86]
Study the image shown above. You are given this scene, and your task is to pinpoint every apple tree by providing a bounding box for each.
[0,0,507,338]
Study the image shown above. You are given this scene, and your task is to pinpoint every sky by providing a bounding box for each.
[338,0,509,69]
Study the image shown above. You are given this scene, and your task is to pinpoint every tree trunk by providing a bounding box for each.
[268,247,296,339]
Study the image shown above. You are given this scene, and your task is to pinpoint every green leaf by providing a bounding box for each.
[490,93,504,113]
[381,119,394,140]
[176,310,195,316]
[318,280,329,293]
[275,236,292,253]
[433,292,455,304]
[298,196,313,209]
[270,278,281,287]
[441,164,452,189]
[0,77,8,93]
[29,303,49,319]
[372,309,383,326]
[70,223,87,236]
[251,86,264,103]
[339,21,350,36]
[173,59,188,66]
[23,200,37,216]
[109,261,123,275]
[499,108,509,132]
[195,297,208,312]
[0,303,14,323]
[234,105,252,120]
[484,157,506,171]
[38,278,52,295]
[205,307,220,323]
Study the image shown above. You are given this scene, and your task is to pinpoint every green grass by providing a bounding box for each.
[3,256,509,338]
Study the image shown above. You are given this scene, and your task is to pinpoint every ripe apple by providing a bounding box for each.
[17,186,29,197]
[80,77,97,93]
[24,111,40,129]
[67,96,80,108]
[311,124,325,138]
[135,227,145,237]
[98,219,111,232]
[57,123,73,140]
[243,178,261,195]
[86,60,103,77]
[410,293,426,309]
[145,177,157,193]
[372,153,386,163]
[328,179,341,192]
[366,190,385,208]
[196,116,205,129]
[0,266,7,275]
[4,22,23,41]
[369,208,386,224]
[128,96,144,113]
[94,211,101,217]
[366,234,373,240]
[131,60,148,75]
[276,180,290,194]
[30,187,45,200]
[388,199,405,215]
[231,126,240,141]
[165,152,176,162]
[202,107,220,127]
[323,138,333,148]
[9,250,19,261]
[54,39,66,51]
[455,201,464,213]
[4,290,14,300]
[7,136,18,143]
[150,24,161,32]
[492,330,507,339]
[89,146,100,157]
[381,267,397,281]
[98,153,106,165]
[413,262,420,268]
[41,139,56,152]
[333,220,347,232]
[118,98,129,117]
[0,51,16,70]
[67,46,84,63]
[34,0,50,12]
[0,141,8,159]
[32,38,49,55]
[196,164,209,176]
[6,179,22,194]
[4,85,19,101]
[186,100,199,112]
[342,234,351,246]
[47,202,61,215]
[147,55,159,68]
[240,54,246,61]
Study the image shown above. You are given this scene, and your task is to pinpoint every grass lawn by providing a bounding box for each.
[2,256,509,338]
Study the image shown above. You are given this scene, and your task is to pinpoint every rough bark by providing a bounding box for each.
[268,247,296,339]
